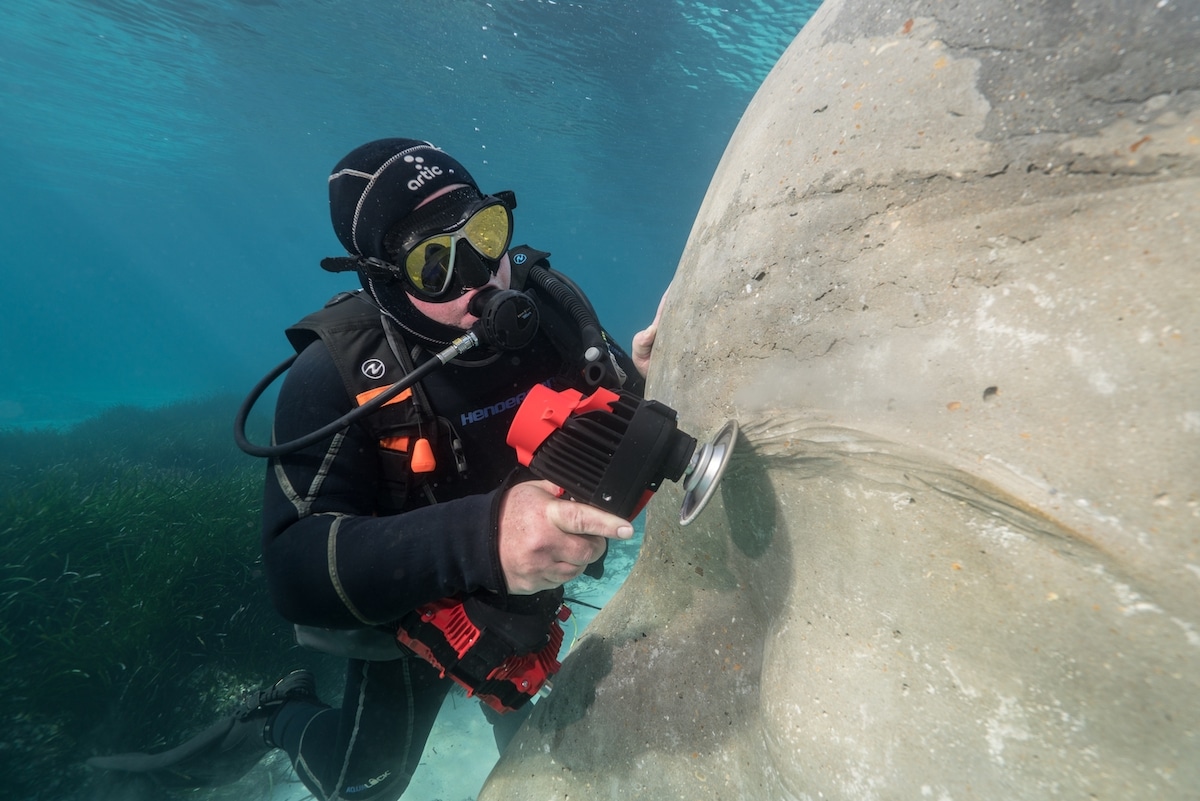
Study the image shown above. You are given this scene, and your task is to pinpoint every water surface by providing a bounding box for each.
[2,0,817,428]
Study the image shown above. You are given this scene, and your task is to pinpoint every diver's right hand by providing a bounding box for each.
[497,480,634,595]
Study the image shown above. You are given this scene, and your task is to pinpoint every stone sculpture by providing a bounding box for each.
[480,0,1199,797]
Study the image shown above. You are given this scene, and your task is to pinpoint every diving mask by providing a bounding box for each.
[385,187,516,302]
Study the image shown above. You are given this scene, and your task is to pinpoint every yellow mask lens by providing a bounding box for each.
[405,236,455,294]
[462,203,511,259]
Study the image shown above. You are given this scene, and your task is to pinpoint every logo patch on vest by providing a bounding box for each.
[361,358,386,380]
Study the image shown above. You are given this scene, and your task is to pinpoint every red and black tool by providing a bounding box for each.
[507,383,738,525]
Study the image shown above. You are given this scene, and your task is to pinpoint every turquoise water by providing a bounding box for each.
[2,0,815,428]
[1,2,816,799]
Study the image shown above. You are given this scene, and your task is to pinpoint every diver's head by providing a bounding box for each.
[327,139,517,344]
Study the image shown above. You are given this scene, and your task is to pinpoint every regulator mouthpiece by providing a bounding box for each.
[469,288,539,351]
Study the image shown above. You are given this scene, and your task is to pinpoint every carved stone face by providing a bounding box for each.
[480,0,1200,798]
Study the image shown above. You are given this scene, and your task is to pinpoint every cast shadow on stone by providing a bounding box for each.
[719,427,778,560]
[526,602,770,771]
[530,634,614,739]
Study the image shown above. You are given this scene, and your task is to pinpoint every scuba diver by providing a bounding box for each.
[86,138,660,800]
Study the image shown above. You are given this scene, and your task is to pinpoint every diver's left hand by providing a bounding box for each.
[631,288,668,378]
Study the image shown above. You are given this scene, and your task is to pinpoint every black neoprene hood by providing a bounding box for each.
[328,138,478,261]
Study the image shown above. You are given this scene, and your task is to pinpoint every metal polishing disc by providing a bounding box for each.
[679,419,738,526]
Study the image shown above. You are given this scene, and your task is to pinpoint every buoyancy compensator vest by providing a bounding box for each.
[284,290,444,513]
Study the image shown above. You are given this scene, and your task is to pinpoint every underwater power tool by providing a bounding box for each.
[507,384,738,526]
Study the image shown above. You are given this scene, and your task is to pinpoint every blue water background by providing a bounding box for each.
[1,3,818,799]
[2,0,817,428]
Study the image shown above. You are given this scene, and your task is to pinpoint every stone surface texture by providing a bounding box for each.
[480,0,1199,798]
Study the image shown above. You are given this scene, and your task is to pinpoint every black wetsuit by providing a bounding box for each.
[261,287,641,800]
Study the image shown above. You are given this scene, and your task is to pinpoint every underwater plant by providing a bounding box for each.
[0,397,301,800]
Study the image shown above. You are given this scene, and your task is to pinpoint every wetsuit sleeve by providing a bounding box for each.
[260,341,508,629]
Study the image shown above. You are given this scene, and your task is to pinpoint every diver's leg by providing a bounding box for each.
[86,669,323,789]
[278,656,451,801]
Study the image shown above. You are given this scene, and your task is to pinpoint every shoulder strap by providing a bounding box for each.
[286,290,445,511]
[506,244,551,292]
[286,290,428,439]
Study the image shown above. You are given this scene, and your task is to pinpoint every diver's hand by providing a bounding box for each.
[498,480,634,595]
[631,288,668,378]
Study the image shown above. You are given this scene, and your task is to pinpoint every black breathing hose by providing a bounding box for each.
[526,265,610,385]
[233,333,479,458]
[233,288,537,458]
